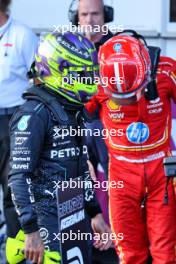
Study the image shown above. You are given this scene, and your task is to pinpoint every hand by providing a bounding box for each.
[24,231,45,264]
[91,213,113,251]
[87,160,97,182]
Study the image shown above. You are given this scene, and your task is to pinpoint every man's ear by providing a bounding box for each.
[68,0,79,26]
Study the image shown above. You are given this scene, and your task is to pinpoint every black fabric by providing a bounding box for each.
[145,46,161,101]
[23,85,69,123]
[92,247,118,264]
[8,85,101,234]
[86,121,108,177]
[0,115,21,238]
[94,31,113,53]
[115,29,148,46]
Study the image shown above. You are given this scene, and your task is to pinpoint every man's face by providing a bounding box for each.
[78,0,104,36]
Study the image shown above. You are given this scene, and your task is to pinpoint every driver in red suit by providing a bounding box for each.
[86,33,176,264]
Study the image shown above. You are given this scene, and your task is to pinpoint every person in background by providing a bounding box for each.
[69,0,118,263]
[69,0,113,178]
[0,0,38,238]
[75,0,113,177]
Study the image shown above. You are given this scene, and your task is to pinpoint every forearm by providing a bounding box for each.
[84,171,102,218]
[8,173,38,234]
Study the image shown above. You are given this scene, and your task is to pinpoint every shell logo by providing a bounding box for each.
[107,99,121,111]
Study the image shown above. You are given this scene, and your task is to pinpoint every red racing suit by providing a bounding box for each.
[86,56,176,264]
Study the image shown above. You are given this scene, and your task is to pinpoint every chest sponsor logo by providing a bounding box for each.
[17,115,31,131]
[108,112,125,120]
[12,157,30,162]
[51,145,88,159]
[107,99,121,111]
[15,137,28,145]
[53,140,71,147]
[12,163,29,170]
[3,43,13,47]
[12,150,31,155]
[107,100,124,120]
[15,131,31,135]
[126,122,149,144]
[147,98,163,114]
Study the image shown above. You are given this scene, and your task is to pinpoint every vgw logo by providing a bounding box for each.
[126,122,149,144]
[67,247,83,264]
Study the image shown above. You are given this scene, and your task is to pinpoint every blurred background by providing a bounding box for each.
[10,0,176,153]
[10,0,176,58]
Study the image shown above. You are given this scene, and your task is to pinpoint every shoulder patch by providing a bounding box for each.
[17,115,31,131]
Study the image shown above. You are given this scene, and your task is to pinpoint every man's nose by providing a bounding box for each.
[86,14,93,24]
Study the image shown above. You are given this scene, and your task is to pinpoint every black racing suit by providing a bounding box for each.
[8,85,101,252]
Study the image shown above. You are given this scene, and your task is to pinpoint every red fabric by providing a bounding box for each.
[86,57,176,159]
[109,155,176,264]
[86,56,176,263]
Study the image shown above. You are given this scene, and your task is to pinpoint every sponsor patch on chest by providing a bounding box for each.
[147,98,163,114]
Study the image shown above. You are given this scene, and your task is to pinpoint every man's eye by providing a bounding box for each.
[92,12,99,16]
[81,13,88,17]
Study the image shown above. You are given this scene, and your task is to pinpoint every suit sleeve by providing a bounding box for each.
[83,169,102,218]
[81,138,102,218]
[158,57,176,103]
[85,85,106,115]
[169,64,176,103]
[8,106,47,234]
